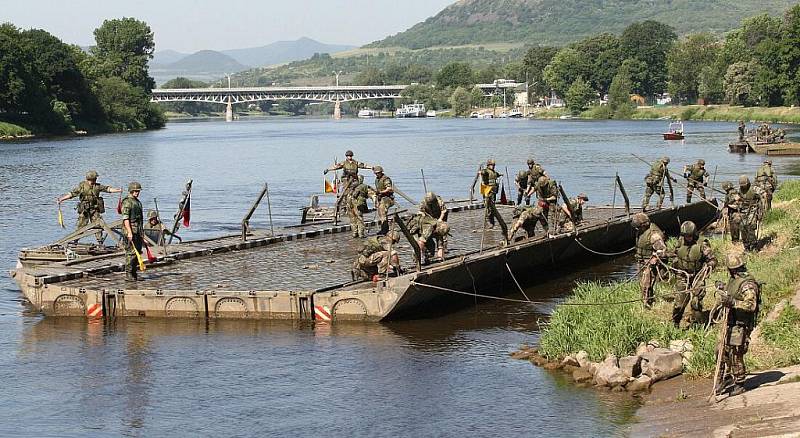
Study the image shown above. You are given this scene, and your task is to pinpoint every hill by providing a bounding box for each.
[368,0,798,49]
[221,37,355,67]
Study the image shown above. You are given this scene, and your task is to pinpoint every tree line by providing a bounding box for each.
[0,18,164,134]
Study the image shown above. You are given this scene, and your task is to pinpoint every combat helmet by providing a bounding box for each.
[128,181,142,192]
[385,230,401,242]
[527,158,535,166]
[661,156,670,164]
[631,212,650,228]
[147,210,158,219]
[537,175,548,184]
[725,253,745,270]
[86,170,98,180]
[373,165,384,174]
[697,159,705,166]
[577,193,589,201]
[487,159,496,166]
[739,175,750,187]
[345,150,354,157]
[721,181,734,191]
[680,220,697,236]
[764,159,772,165]
[424,192,437,203]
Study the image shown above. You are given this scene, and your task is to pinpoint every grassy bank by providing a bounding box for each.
[539,180,800,377]
[631,105,800,124]
[0,121,32,138]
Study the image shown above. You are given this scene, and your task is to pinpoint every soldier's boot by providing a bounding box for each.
[377,221,389,236]
[691,310,705,326]
[641,194,651,211]
[686,194,692,204]
[729,383,746,396]
[656,194,665,209]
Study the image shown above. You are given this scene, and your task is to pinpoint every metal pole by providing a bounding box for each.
[266,183,274,236]
[421,169,428,193]
[154,197,168,256]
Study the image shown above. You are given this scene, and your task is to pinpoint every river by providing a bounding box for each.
[0,118,795,436]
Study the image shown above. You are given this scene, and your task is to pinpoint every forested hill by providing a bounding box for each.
[368,0,798,49]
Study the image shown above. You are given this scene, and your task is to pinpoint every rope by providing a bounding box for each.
[573,237,635,257]
[505,261,531,302]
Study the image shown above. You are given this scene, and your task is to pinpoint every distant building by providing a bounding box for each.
[514,91,528,107]
[656,93,672,105]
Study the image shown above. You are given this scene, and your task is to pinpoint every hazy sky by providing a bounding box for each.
[3,0,454,52]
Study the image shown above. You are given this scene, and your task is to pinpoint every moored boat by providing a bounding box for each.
[395,103,426,118]
[663,121,684,140]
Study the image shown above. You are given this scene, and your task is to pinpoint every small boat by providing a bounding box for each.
[469,111,480,118]
[357,109,378,119]
[425,110,437,118]
[508,109,523,118]
[395,103,426,118]
[477,112,493,119]
[663,121,684,140]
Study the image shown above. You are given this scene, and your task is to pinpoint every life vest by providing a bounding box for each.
[674,240,704,273]
[635,223,662,260]
[726,275,761,327]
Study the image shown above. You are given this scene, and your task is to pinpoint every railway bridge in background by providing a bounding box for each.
[150,82,524,120]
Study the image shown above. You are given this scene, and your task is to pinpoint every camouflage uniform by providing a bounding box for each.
[737,121,746,141]
[143,210,181,244]
[352,232,400,280]
[722,182,742,242]
[515,169,531,205]
[349,179,370,238]
[326,151,370,219]
[718,253,761,396]
[559,194,588,232]
[508,205,548,240]
[684,160,709,203]
[737,176,763,251]
[121,184,144,281]
[755,161,777,211]
[642,157,671,210]
[534,176,559,227]
[633,213,666,307]
[374,167,395,235]
[480,163,501,226]
[672,221,716,326]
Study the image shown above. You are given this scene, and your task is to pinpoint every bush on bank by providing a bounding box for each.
[539,180,800,377]
[0,121,31,137]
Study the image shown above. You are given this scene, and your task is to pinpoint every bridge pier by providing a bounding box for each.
[225,100,233,122]
[333,101,341,120]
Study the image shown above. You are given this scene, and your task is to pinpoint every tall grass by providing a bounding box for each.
[0,121,31,137]
[538,180,800,377]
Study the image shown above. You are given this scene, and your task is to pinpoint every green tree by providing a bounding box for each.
[543,48,590,98]
[91,17,156,91]
[470,86,485,108]
[608,70,635,118]
[160,77,216,114]
[522,45,558,97]
[449,86,472,116]
[724,61,759,106]
[666,33,720,103]
[698,65,725,103]
[573,33,622,94]
[565,78,595,114]
[781,5,800,105]
[436,62,474,89]
[620,20,677,97]
[354,67,387,85]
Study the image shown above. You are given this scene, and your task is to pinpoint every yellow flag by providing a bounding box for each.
[133,246,147,271]
[480,183,492,197]
[57,207,65,229]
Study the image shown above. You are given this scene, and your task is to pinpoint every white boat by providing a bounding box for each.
[357,109,379,119]
[477,112,493,119]
[508,109,523,118]
[425,110,437,118]
[469,111,480,118]
[395,103,426,118]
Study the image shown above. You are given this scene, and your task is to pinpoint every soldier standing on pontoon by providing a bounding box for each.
[57,170,123,242]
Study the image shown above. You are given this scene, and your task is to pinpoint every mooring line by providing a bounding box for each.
[505,262,531,302]
[573,237,635,256]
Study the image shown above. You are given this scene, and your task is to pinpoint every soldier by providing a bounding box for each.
[373,166,395,235]
[632,212,667,307]
[684,159,709,203]
[721,181,742,242]
[559,193,588,232]
[508,205,548,241]
[737,175,763,251]
[716,252,761,396]
[352,231,401,281]
[524,160,547,198]
[349,176,370,238]
[737,121,746,141]
[410,192,449,262]
[533,175,559,227]
[324,150,372,218]
[143,210,181,244]
[121,182,144,281]
[479,159,502,227]
[672,221,716,326]
[755,159,777,211]
[57,170,122,242]
[515,168,531,206]
[642,156,676,211]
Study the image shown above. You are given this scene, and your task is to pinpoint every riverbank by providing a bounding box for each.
[529,105,800,124]
[0,121,33,140]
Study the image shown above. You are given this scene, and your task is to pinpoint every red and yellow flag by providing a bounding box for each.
[324,178,336,194]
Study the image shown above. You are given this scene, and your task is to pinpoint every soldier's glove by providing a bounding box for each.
[324,169,329,175]
[714,280,725,290]
[719,293,735,308]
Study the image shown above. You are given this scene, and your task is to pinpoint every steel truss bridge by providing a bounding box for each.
[150,82,524,119]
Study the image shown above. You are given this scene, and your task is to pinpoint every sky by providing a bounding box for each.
[2,0,455,53]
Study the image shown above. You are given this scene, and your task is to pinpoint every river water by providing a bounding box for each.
[0,118,795,436]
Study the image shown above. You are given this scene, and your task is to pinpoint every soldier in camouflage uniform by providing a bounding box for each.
[348,176,370,238]
[143,210,181,244]
[325,150,372,219]
[736,176,763,251]
[479,159,502,227]
[524,160,547,198]
[533,175,559,228]
[416,192,449,262]
[737,121,746,141]
[721,181,742,242]
[121,182,144,281]
[642,156,676,211]
[559,193,588,232]
[755,159,777,211]
[672,221,717,326]
[508,205,548,241]
[515,169,530,206]
[352,231,401,280]
[632,212,667,308]
[717,252,761,396]
[373,166,395,235]
[57,170,122,242]
[684,159,709,203]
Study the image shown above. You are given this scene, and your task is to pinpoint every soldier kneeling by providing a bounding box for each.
[508,205,548,242]
[352,231,401,281]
